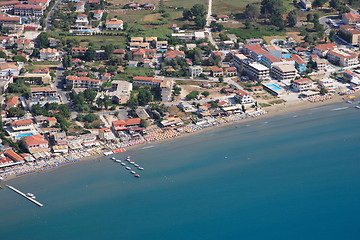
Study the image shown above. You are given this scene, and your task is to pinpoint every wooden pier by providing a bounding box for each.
[6,185,44,207]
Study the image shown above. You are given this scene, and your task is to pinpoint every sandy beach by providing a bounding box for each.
[2,91,359,183]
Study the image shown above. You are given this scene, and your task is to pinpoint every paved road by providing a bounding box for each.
[319,15,338,35]
[52,65,69,104]
[45,0,62,31]
[205,0,218,49]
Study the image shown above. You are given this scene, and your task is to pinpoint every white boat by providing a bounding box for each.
[121,163,126,166]
[138,167,144,170]
[111,157,116,160]
[134,164,139,167]
[130,171,136,174]
[126,167,131,170]
[26,193,36,199]
[130,161,135,164]
[355,105,360,109]
[115,160,122,163]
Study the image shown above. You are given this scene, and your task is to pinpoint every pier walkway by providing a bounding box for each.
[6,185,44,207]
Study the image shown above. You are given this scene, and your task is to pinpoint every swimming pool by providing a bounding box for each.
[16,133,33,139]
[265,84,283,91]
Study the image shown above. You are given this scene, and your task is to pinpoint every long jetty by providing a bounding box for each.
[6,185,44,207]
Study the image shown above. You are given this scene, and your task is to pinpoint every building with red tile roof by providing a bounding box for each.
[10,119,34,131]
[4,149,23,161]
[132,76,162,86]
[66,76,101,89]
[5,96,19,110]
[313,43,337,57]
[342,12,360,25]
[24,134,49,153]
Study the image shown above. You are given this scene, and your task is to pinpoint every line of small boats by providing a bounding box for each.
[111,156,143,178]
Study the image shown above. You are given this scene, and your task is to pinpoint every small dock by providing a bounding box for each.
[6,185,44,207]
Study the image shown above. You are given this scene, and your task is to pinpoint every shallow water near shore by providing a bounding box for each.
[1,101,360,240]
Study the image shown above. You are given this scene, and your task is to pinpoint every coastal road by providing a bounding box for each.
[45,0,62,32]
[319,15,338,35]
[163,94,236,107]
[205,0,218,49]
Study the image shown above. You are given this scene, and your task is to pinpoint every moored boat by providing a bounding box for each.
[134,164,139,167]
[130,171,136,174]
[126,167,131,170]
[111,157,116,160]
[135,174,140,178]
[355,105,360,109]
[26,193,36,199]
[138,167,144,170]
[115,160,122,163]
[121,162,126,166]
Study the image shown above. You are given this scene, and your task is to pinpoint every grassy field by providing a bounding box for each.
[115,68,155,80]
[47,32,128,49]
[227,27,286,41]
[164,0,208,9]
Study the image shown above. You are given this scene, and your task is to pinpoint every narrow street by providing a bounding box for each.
[45,0,62,32]
[205,0,218,49]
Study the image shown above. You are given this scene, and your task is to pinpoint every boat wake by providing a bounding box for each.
[142,146,155,149]
[331,107,349,111]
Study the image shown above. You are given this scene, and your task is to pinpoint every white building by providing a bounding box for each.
[242,60,270,81]
[291,78,315,92]
[93,10,103,21]
[271,63,296,82]
[39,48,59,61]
[0,63,19,77]
[235,90,254,104]
[105,18,123,30]
[189,66,203,78]
[75,1,85,12]
[326,49,359,67]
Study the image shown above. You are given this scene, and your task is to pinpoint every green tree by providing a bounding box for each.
[244,3,261,19]
[140,118,148,128]
[320,87,328,95]
[329,29,336,42]
[62,54,72,69]
[186,90,199,100]
[83,88,97,103]
[13,55,27,62]
[84,47,96,61]
[202,91,210,97]
[306,13,313,22]
[7,107,25,117]
[137,88,153,106]
[183,9,192,20]
[313,0,328,7]
[37,32,49,48]
[103,95,111,109]
[83,113,99,122]
[127,95,139,108]
[190,4,206,18]
[0,51,6,58]
[287,10,297,27]
[195,16,206,29]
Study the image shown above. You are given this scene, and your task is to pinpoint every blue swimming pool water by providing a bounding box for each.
[16,133,33,139]
[265,84,283,91]
[282,54,291,58]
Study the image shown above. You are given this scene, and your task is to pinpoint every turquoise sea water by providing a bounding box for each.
[1,102,360,240]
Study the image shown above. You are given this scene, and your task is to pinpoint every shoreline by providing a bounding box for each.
[2,92,359,183]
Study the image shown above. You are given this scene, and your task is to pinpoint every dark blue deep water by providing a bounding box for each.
[1,102,360,240]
